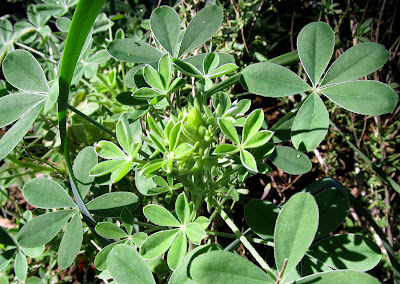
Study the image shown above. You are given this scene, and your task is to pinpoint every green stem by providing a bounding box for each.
[68,104,115,138]
[14,42,57,64]
[205,230,274,246]
[212,197,277,280]
[7,155,65,174]
[205,73,241,97]
[166,96,178,116]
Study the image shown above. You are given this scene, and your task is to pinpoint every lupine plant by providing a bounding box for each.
[0,1,399,283]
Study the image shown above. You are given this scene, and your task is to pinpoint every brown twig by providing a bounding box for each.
[276,258,288,284]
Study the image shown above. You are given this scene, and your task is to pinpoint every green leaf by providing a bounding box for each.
[141,229,180,259]
[23,178,76,209]
[194,216,210,230]
[321,42,389,86]
[73,146,97,198]
[144,65,165,92]
[0,226,16,246]
[58,213,83,269]
[185,223,206,245]
[242,131,274,149]
[291,93,329,152]
[107,39,162,63]
[203,52,219,74]
[269,146,311,175]
[0,93,47,128]
[297,22,334,86]
[116,119,131,154]
[135,171,158,195]
[240,149,257,172]
[175,193,191,225]
[213,144,239,155]
[86,192,139,217]
[321,80,398,115]
[168,231,187,270]
[242,109,264,144]
[270,111,296,143]
[110,159,132,183]
[121,207,134,235]
[90,160,127,177]
[308,234,381,271]
[244,200,279,240]
[17,210,74,248]
[95,222,128,239]
[95,141,127,159]
[178,6,223,57]
[173,143,195,160]
[240,62,312,97]
[94,241,124,271]
[169,244,222,284]
[133,87,162,99]
[172,58,203,78]
[2,50,49,93]
[315,188,349,238]
[190,251,274,284]
[150,6,180,56]
[218,118,239,144]
[15,251,27,282]
[0,101,44,161]
[168,78,187,94]
[208,64,238,78]
[132,232,148,247]
[301,254,333,275]
[274,193,319,279]
[0,249,16,271]
[158,53,172,90]
[20,246,45,258]
[143,204,181,227]
[288,270,380,284]
[169,121,182,151]
[107,244,156,284]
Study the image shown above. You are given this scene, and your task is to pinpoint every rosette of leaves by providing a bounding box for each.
[241,21,398,153]
[89,115,142,183]
[0,50,58,161]
[140,193,209,270]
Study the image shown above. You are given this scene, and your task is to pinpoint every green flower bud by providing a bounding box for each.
[187,107,204,132]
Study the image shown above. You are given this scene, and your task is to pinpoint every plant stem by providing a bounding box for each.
[212,197,277,280]
[166,96,178,116]
[68,104,116,138]
[15,42,57,64]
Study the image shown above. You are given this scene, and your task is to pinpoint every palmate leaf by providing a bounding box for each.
[144,64,165,93]
[297,22,334,86]
[291,93,329,152]
[169,244,222,284]
[175,193,191,225]
[2,50,49,93]
[320,80,398,115]
[269,146,311,175]
[240,62,312,97]
[308,234,381,271]
[17,210,75,248]
[23,178,76,209]
[168,231,187,270]
[72,146,97,198]
[107,244,156,284]
[190,251,274,284]
[86,192,138,217]
[274,193,319,280]
[150,6,180,57]
[58,213,83,269]
[140,229,180,259]
[203,52,219,74]
[321,42,389,86]
[244,200,279,240]
[95,222,128,239]
[15,251,27,282]
[178,5,223,57]
[0,101,45,161]
[242,109,264,143]
[240,149,258,172]
[218,118,239,144]
[143,204,181,227]
[107,39,162,63]
[185,223,206,245]
[95,140,127,159]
